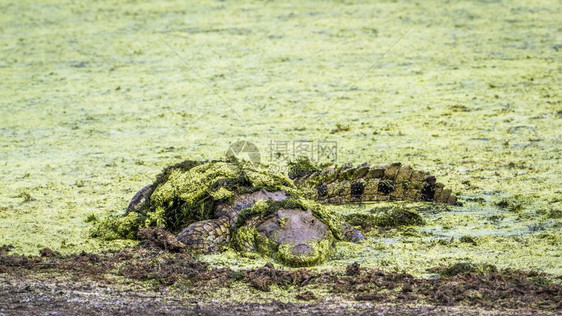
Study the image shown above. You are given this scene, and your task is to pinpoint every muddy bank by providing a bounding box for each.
[2,281,552,316]
[4,281,545,316]
[1,240,560,315]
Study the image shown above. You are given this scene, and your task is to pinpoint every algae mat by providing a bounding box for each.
[0,0,560,277]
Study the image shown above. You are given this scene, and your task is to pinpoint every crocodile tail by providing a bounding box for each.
[294,163,459,205]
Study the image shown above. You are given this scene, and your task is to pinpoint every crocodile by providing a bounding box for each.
[121,158,459,267]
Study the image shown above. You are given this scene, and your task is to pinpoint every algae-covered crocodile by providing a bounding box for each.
[96,158,458,267]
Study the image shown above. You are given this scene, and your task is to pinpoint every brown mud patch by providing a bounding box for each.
[1,245,561,315]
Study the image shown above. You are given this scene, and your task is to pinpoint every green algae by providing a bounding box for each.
[429,261,498,277]
[344,206,425,228]
[275,239,334,267]
[200,201,562,276]
[0,0,559,281]
[233,226,265,254]
[91,211,143,240]
[94,159,300,239]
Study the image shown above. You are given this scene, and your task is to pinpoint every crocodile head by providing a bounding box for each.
[254,208,335,267]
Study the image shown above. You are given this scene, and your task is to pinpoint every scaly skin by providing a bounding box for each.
[128,162,459,259]
[292,162,459,205]
[176,216,230,253]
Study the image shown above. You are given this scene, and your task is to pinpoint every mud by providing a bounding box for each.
[3,283,544,316]
[1,245,560,315]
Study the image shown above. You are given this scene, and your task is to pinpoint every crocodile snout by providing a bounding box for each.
[290,243,314,256]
